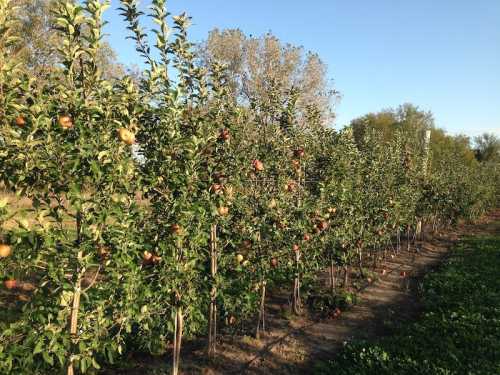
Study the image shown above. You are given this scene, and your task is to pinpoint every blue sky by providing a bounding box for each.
[103,0,500,137]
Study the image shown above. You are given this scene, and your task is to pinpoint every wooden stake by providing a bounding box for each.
[208,224,218,358]
[67,251,83,375]
[172,307,183,375]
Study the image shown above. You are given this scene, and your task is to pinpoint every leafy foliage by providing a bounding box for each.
[0,1,498,374]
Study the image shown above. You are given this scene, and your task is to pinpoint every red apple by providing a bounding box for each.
[15,116,26,128]
[4,279,17,290]
[252,159,264,172]
[219,128,230,141]
[294,148,305,158]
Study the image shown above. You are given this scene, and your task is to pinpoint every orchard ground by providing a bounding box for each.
[89,209,500,374]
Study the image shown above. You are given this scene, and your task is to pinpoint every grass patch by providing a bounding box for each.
[314,231,500,375]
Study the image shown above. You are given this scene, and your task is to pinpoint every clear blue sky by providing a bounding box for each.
[103,0,500,137]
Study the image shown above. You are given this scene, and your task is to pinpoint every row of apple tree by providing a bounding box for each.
[0,1,498,374]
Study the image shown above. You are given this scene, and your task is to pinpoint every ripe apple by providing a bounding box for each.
[294,148,305,158]
[143,251,153,262]
[286,181,296,192]
[252,159,264,172]
[213,172,226,183]
[267,198,277,209]
[242,240,252,249]
[58,115,74,129]
[228,315,237,325]
[170,224,182,235]
[293,244,300,252]
[15,116,26,128]
[118,127,135,145]
[210,184,224,194]
[270,258,278,268]
[235,254,244,263]
[218,206,229,216]
[0,244,12,258]
[303,233,311,241]
[4,279,17,289]
[317,221,328,231]
[97,246,110,259]
[219,128,230,141]
[18,294,30,302]
[20,282,35,291]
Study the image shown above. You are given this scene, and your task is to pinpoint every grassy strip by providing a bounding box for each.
[314,231,500,375]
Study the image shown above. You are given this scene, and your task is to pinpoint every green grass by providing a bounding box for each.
[314,230,500,375]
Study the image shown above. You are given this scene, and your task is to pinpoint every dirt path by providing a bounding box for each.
[108,210,500,375]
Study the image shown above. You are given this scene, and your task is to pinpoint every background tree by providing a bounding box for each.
[474,133,500,163]
[12,0,125,79]
[199,28,338,127]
